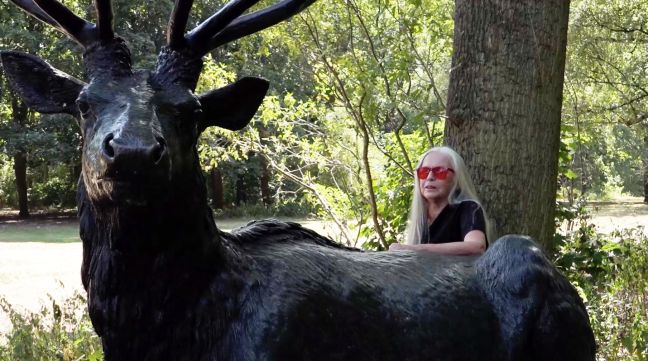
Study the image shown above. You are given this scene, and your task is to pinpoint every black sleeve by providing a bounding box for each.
[459,201,486,241]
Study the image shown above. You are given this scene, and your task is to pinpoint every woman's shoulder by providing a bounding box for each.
[457,199,482,210]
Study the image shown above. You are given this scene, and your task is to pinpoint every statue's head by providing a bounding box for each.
[1,0,314,207]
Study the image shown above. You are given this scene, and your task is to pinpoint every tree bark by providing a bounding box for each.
[235,174,247,206]
[445,0,570,251]
[71,163,82,184]
[258,127,273,207]
[643,127,648,203]
[14,152,29,218]
[259,155,273,207]
[10,92,30,218]
[210,168,225,210]
[643,159,647,204]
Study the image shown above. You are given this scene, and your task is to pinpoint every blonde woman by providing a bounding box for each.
[389,146,492,255]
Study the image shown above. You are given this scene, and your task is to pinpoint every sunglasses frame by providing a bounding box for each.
[416,166,455,180]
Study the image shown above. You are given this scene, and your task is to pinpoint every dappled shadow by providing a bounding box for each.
[0,209,77,225]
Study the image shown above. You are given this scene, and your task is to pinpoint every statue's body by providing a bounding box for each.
[0,1,595,360]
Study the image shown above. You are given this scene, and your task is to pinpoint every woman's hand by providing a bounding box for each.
[389,243,408,251]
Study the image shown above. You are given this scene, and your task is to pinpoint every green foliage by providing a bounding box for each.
[0,154,17,208]
[561,0,648,200]
[0,0,82,212]
[30,176,76,209]
[554,208,648,361]
[362,132,431,250]
[0,293,102,361]
[213,0,455,247]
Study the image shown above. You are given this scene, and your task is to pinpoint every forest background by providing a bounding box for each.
[0,0,646,360]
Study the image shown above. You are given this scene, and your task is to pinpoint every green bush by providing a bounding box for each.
[212,197,316,219]
[30,177,76,209]
[0,157,17,209]
[0,293,102,361]
[554,213,647,361]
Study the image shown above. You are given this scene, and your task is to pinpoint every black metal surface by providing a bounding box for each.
[167,0,195,48]
[94,0,115,41]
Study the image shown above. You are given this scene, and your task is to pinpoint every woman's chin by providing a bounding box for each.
[422,190,449,203]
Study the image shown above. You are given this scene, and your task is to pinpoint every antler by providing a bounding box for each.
[157,0,316,89]
[168,0,195,49]
[166,0,316,57]
[9,0,130,78]
[9,0,114,46]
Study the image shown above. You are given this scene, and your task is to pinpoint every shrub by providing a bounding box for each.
[0,158,17,209]
[30,177,77,209]
[0,292,102,361]
[554,212,647,361]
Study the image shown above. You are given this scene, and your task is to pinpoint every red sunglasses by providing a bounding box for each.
[416,166,455,180]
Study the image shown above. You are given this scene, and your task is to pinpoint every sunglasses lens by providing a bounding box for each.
[416,168,430,179]
[417,167,451,180]
[432,168,449,180]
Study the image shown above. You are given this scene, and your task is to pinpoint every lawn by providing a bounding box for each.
[0,216,335,243]
[0,222,79,243]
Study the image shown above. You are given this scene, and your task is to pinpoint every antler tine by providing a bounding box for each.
[31,0,94,45]
[95,0,114,41]
[154,0,316,89]
[186,0,259,52]
[9,0,61,29]
[9,0,132,78]
[199,0,316,55]
[167,0,195,49]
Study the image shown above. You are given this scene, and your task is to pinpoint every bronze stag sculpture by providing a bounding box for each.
[0,0,595,360]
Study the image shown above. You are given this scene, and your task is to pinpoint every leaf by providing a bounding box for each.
[564,169,578,180]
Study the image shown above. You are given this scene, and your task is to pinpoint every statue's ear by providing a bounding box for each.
[197,77,269,132]
[0,51,85,115]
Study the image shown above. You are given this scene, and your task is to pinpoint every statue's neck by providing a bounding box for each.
[77,178,232,290]
[78,174,221,251]
[77,180,245,359]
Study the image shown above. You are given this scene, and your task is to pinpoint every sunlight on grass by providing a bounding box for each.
[0,217,335,244]
[0,224,79,243]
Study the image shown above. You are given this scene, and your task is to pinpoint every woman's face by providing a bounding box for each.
[418,151,456,204]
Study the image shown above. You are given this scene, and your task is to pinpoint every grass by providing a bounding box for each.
[0,223,79,243]
[0,217,333,244]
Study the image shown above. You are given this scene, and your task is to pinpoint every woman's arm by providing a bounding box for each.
[389,230,486,255]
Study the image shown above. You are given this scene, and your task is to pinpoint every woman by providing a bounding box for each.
[389,146,492,255]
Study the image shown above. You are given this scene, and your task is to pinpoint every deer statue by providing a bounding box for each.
[0,0,595,360]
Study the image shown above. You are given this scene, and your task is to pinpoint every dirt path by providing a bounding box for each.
[588,199,648,234]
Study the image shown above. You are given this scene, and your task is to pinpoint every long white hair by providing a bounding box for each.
[404,146,494,245]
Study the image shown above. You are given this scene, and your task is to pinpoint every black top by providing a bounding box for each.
[425,200,486,245]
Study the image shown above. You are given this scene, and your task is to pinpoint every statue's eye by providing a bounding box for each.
[77,100,91,117]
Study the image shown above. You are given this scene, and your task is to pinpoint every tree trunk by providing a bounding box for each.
[259,155,273,207]
[210,168,225,210]
[258,127,273,207]
[444,0,570,251]
[643,128,648,204]
[71,163,82,183]
[10,92,30,218]
[643,160,647,204]
[14,152,29,218]
[235,174,247,206]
